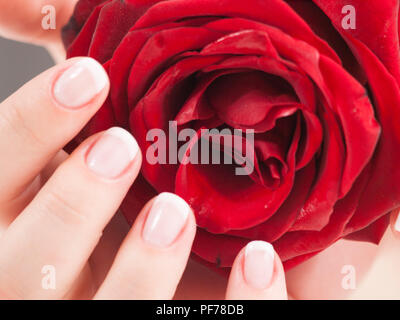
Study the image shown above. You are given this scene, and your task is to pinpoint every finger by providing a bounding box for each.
[285,239,378,300]
[392,209,400,237]
[174,259,228,300]
[0,57,109,205]
[346,210,400,299]
[89,211,130,288]
[0,127,141,299]
[0,0,78,45]
[226,241,288,300]
[40,150,69,184]
[0,149,68,229]
[94,193,196,300]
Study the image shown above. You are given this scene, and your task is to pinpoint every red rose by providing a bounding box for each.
[62,0,400,271]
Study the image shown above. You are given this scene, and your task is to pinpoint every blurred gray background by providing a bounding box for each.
[0,36,54,102]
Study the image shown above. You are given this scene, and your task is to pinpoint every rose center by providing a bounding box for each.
[206,71,298,128]
[204,71,298,188]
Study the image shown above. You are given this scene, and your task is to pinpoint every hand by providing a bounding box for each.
[0,2,288,299]
[0,57,288,299]
[0,0,77,61]
[284,212,400,300]
[5,0,394,301]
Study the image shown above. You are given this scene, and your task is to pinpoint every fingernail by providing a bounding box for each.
[243,241,275,290]
[53,58,108,108]
[395,212,400,232]
[143,193,190,248]
[86,127,139,179]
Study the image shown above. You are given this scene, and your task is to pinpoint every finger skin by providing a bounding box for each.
[0,150,68,231]
[0,0,78,45]
[0,57,109,204]
[285,239,378,300]
[0,128,141,299]
[94,194,196,300]
[226,242,288,300]
[345,211,400,299]
[89,211,131,288]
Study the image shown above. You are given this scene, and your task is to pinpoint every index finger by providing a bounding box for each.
[0,57,109,205]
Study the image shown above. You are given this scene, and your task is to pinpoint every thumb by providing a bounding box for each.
[0,0,78,45]
[347,210,400,299]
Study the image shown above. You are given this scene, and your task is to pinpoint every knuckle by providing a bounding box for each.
[0,101,47,149]
[37,188,89,229]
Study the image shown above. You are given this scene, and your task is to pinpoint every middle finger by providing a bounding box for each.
[0,127,141,299]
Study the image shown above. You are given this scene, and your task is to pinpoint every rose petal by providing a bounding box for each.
[133,0,340,63]
[285,0,366,83]
[66,3,105,58]
[313,0,400,84]
[228,160,316,242]
[62,0,110,49]
[130,55,227,192]
[274,163,370,261]
[342,38,400,235]
[263,25,380,197]
[127,27,221,109]
[175,116,301,232]
[206,71,298,127]
[345,214,390,244]
[121,174,158,225]
[88,0,160,63]
[192,229,248,268]
[290,102,344,231]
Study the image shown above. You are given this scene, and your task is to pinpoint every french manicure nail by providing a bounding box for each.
[395,212,400,232]
[53,58,108,108]
[143,193,190,248]
[86,127,139,179]
[244,241,275,290]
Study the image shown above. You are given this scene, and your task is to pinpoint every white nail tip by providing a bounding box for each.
[73,58,108,92]
[154,192,190,220]
[245,241,275,260]
[142,192,190,248]
[395,215,400,232]
[53,58,108,108]
[105,127,139,160]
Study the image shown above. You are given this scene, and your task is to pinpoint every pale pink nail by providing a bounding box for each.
[86,127,139,179]
[53,58,108,108]
[143,193,190,248]
[244,241,275,290]
[395,213,400,232]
